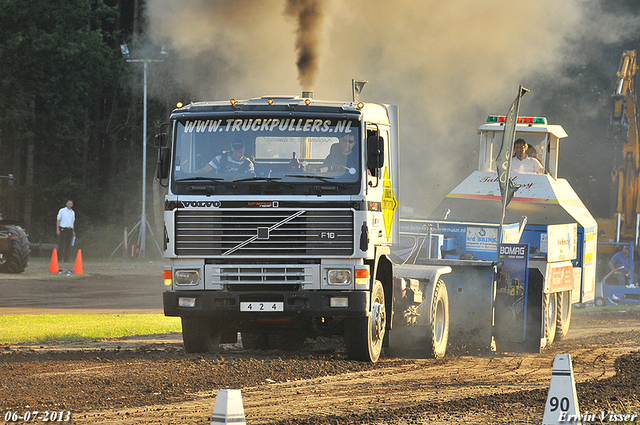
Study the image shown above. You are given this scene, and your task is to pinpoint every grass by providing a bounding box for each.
[0,313,181,344]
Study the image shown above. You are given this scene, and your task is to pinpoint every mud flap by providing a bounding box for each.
[494,267,543,353]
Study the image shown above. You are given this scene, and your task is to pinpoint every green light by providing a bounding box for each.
[487,116,499,122]
[533,117,547,124]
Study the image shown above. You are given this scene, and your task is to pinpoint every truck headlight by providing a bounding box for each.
[327,269,352,285]
[174,270,200,286]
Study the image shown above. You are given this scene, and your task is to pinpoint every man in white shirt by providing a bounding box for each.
[56,200,76,263]
[511,139,544,174]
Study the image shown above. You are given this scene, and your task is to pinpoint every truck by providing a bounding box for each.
[155,92,596,361]
[0,174,30,273]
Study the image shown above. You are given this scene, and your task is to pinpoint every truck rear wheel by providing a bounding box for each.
[268,334,307,351]
[556,290,572,339]
[345,280,386,362]
[181,317,222,353]
[0,225,29,274]
[426,279,449,359]
[241,332,270,350]
[543,293,557,346]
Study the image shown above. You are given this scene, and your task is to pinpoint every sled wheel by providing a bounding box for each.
[594,297,608,307]
[555,290,572,339]
[543,293,557,346]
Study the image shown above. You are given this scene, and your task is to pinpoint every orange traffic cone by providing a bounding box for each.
[74,249,83,275]
[49,248,59,273]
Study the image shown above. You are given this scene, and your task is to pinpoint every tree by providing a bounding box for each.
[0,0,140,245]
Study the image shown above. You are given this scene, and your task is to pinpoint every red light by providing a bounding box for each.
[267,98,273,105]
[162,270,172,279]
[521,117,534,124]
[304,98,311,106]
[230,99,236,105]
[497,116,507,123]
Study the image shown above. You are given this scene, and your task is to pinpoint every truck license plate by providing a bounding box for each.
[240,302,284,312]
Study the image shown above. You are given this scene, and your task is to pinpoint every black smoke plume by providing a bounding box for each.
[284,0,324,90]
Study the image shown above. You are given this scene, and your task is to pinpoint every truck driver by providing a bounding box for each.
[197,138,255,175]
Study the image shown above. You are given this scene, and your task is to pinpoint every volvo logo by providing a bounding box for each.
[180,200,221,208]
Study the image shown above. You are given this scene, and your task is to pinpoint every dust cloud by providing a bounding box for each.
[145,0,638,216]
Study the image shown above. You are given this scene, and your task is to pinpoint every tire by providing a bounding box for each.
[241,332,270,350]
[181,317,222,353]
[0,225,30,274]
[425,279,449,359]
[345,280,386,362]
[556,290,572,340]
[594,297,608,307]
[267,334,307,351]
[543,293,557,346]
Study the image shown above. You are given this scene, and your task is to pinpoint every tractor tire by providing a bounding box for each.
[0,225,30,274]
[345,280,386,362]
[425,279,449,359]
[556,290,572,340]
[241,332,270,350]
[181,317,222,353]
[267,334,307,351]
[543,293,558,347]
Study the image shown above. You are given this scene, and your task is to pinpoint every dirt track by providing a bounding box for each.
[1,259,639,424]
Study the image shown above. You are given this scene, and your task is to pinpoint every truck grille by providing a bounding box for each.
[174,209,354,257]
[208,264,317,291]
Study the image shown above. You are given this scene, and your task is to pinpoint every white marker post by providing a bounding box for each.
[210,389,246,425]
[542,354,581,425]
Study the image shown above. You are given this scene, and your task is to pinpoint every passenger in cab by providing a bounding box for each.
[512,139,543,174]
[320,133,358,172]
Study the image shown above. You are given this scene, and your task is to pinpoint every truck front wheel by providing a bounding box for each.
[181,317,222,353]
[345,280,386,362]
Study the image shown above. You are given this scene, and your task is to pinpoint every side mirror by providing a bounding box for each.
[154,133,167,148]
[367,135,384,170]
[156,147,171,180]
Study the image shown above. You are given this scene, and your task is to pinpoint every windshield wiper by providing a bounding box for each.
[174,176,235,187]
[232,176,282,183]
[285,174,335,182]
[284,174,348,189]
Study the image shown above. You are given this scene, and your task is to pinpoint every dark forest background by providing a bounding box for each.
[0,0,638,258]
[0,0,178,258]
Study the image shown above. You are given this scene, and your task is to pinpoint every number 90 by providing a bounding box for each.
[549,396,570,412]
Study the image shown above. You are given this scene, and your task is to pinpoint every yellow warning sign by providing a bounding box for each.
[382,165,398,242]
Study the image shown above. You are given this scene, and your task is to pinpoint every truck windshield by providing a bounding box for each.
[172,116,361,185]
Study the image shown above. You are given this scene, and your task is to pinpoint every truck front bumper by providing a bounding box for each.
[163,289,370,318]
